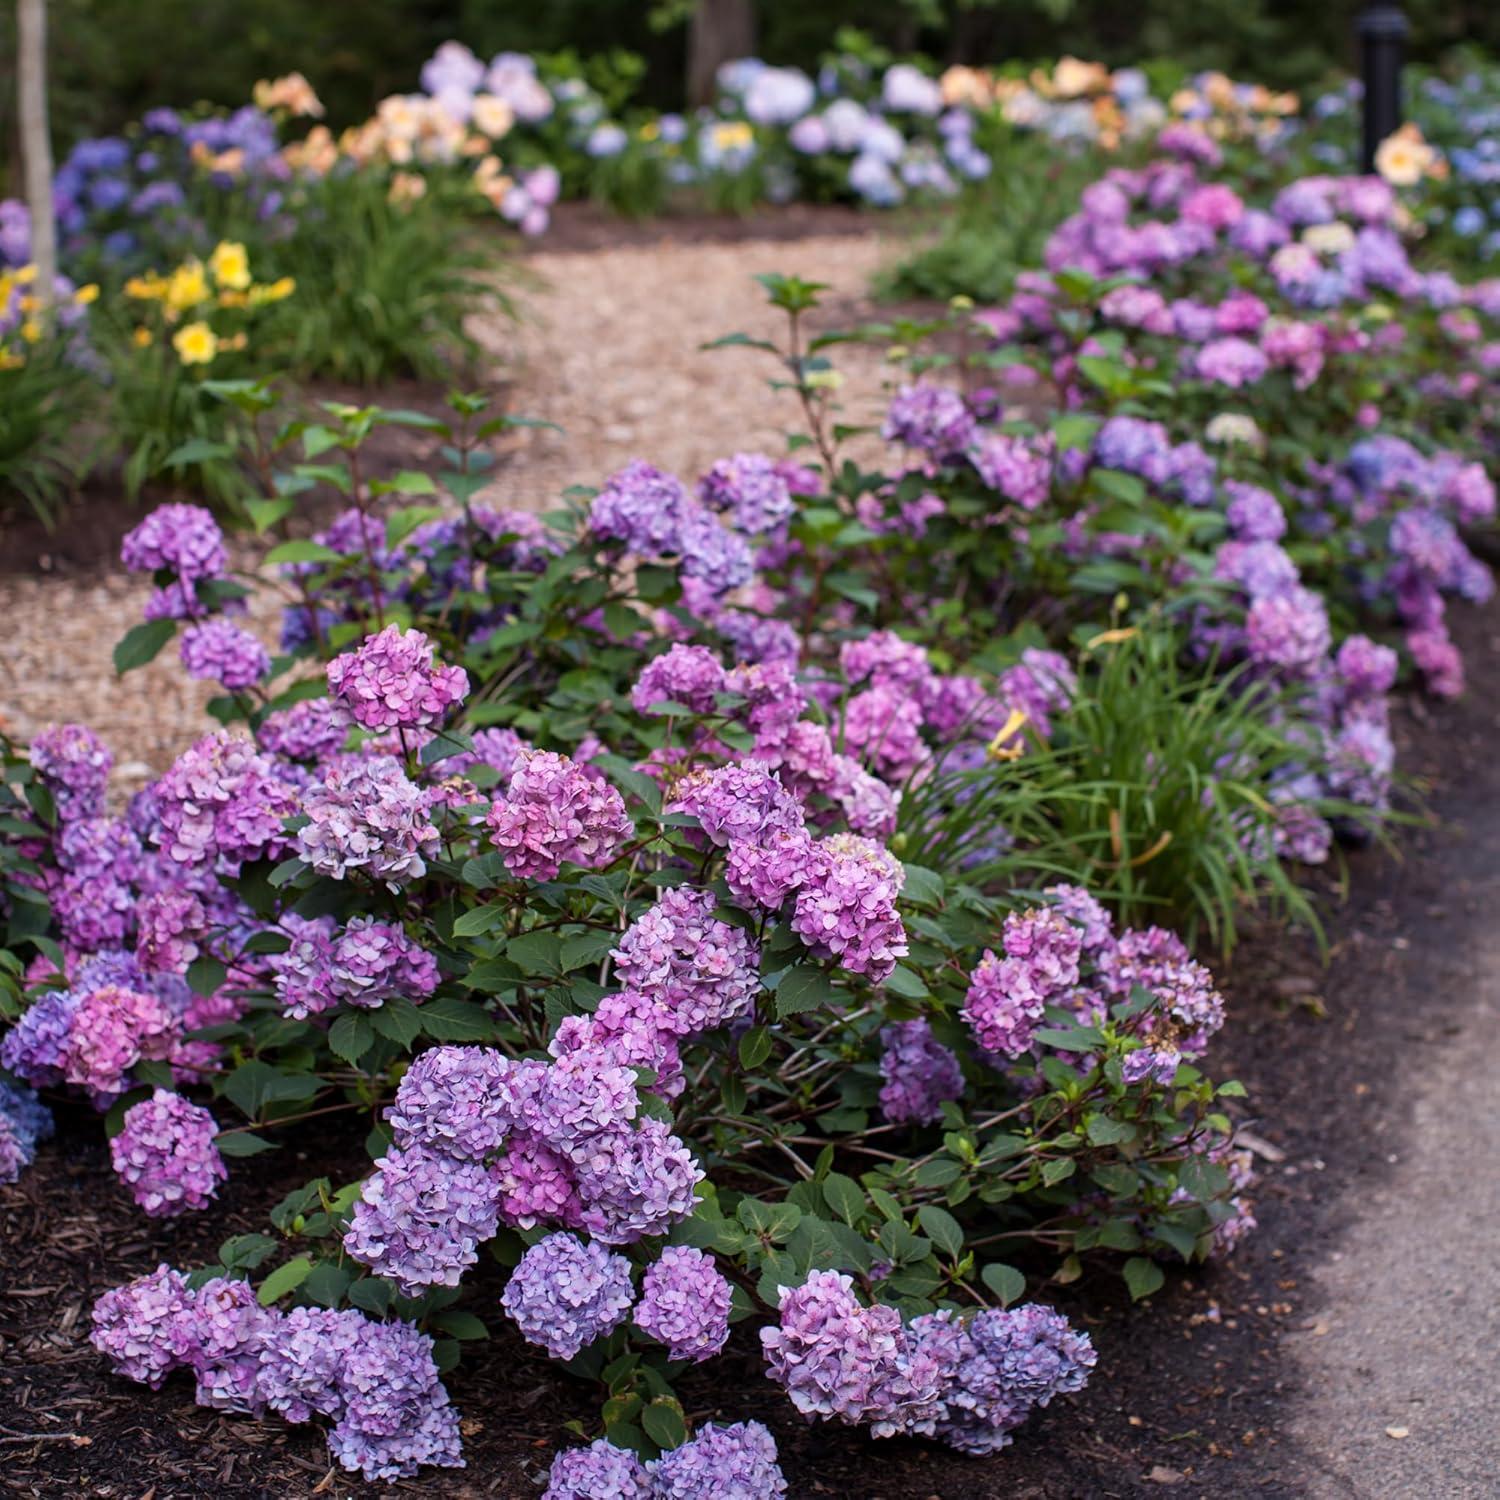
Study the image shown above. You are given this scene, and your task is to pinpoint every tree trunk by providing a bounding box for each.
[686,0,756,108]
[17,0,55,302]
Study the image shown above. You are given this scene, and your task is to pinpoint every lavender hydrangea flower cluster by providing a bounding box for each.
[790,834,909,981]
[109,1088,227,1216]
[92,1268,463,1481]
[609,887,759,1035]
[120,503,228,607]
[270,913,439,1019]
[153,732,298,871]
[345,1044,703,1293]
[698,451,796,536]
[882,382,977,456]
[179,619,271,691]
[501,1231,635,1359]
[878,1018,965,1124]
[297,756,440,886]
[762,1271,1095,1455]
[961,909,1083,1057]
[632,1245,733,1362]
[0,1079,54,1184]
[326,625,469,731]
[29,722,112,820]
[589,460,753,597]
[544,1421,786,1500]
[486,749,633,880]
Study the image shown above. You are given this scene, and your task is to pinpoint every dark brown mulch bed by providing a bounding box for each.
[3,599,1496,1498]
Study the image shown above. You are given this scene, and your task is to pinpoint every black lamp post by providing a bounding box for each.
[1357,2,1409,173]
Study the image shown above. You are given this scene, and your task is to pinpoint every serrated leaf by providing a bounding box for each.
[419,996,495,1042]
[774,965,838,1018]
[819,1172,866,1227]
[900,864,945,907]
[737,1026,773,1070]
[329,1011,375,1065]
[369,996,424,1047]
[215,1130,276,1158]
[916,1205,964,1259]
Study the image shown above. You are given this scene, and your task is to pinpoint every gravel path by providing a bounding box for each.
[0,231,899,778]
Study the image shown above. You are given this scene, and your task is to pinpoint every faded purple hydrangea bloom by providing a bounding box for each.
[971,1302,1097,1406]
[487,750,633,881]
[1335,634,1398,700]
[255,1305,365,1423]
[590,460,692,555]
[1099,926,1226,1084]
[791,834,909,981]
[326,1318,464,1481]
[840,630,935,696]
[1223,481,1286,542]
[970,431,1055,511]
[326,625,469,732]
[500,1232,635,1360]
[271,914,438,1019]
[761,1270,943,1433]
[0,1080,54,1185]
[1246,586,1331,677]
[573,1115,704,1244]
[1045,883,1116,954]
[179,619,271,691]
[543,1438,651,1499]
[961,909,1083,1058]
[29,722,112,821]
[882,383,976,455]
[878,1019,964,1125]
[609,887,759,1036]
[344,1142,502,1296]
[135,890,207,974]
[121,503,227,583]
[385,1045,531,1161]
[110,1089,227,1217]
[185,1275,272,1413]
[632,1246,732,1362]
[297,756,440,886]
[678,507,755,595]
[648,1421,788,1498]
[90,1264,196,1388]
[153,732,299,871]
[60,983,181,1102]
[1194,337,1269,388]
[631,643,727,715]
[842,685,932,784]
[698,452,796,536]
[256,698,348,762]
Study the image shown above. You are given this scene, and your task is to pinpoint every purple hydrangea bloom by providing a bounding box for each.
[256,697,348,762]
[632,644,727,715]
[29,723,112,820]
[327,1318,464,1480]
[609,887,759,1036]
[632,1246,732,1362]
[1100,926,1225,1083]
[184,1275,272,1412]
[154,732,298,871]
[544,1439,651,1499]
[446,726,530,782]
[271,914,438,1019]
[1195,337,1269,388]
[961,909,1083,1058]
[971,1302,1097,1406]
[0,1080,53,1184]
[110,1089,227,1216]
[487,750,633,881]
[135,889,207,975]
[882,384,976,455]
[326,625,469,732]
[385,1045,533,1161]
[678,507,755,595]
[1,988,80,1086]
[648,1421,788,1498]
[1223,481,1286,542]
[500,1231,635,1360]
[878,1018,964,1124]
[1045,883,1116,954]
[255,1305,365,1423]
[121,504,227,583]
[344,1142,502,1296]
[1246,586,1332,677]
[574,1115,704,1244]
[761,1270,943,1432]
[1335,634,1398,700]
[91,1264,196,1388]
[297,756,440,887]
[590,461,692,555]
[970,431,1054,511]
[698,452,796,536]
[60,983,181,1102]
[791,834,908,982]
[179,619,271,691]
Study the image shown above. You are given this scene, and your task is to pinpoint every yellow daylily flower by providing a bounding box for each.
[209,241,252,291]
[172,321,219,365]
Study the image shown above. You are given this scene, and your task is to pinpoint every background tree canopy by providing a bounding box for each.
[0,0,1493,155]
